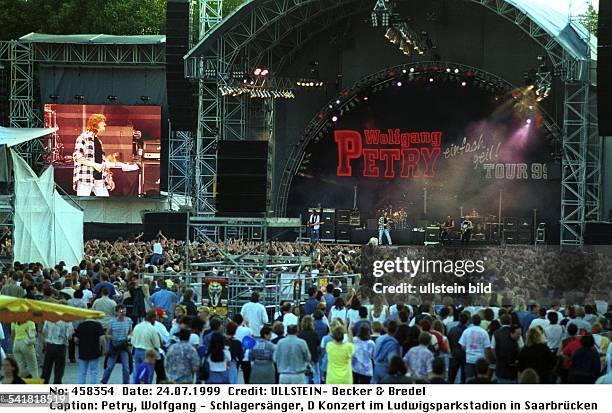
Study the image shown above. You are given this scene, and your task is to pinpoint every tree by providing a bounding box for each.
[0,0,166,40]
[580,4,598,37]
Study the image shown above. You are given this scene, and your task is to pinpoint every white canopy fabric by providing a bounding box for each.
[0,126,58,147]
[11,150,83,268]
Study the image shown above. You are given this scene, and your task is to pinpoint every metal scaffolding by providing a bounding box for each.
[167,130,194,210]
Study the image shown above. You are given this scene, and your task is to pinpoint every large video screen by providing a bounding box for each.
[44,104,162,198]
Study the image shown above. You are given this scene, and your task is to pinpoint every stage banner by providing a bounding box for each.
[0,385,609,412]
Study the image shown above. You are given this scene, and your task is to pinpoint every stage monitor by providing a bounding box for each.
[43,104,162,198]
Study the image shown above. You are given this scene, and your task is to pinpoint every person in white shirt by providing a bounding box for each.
[543,312,563,352]
[240,292,268,337]
[529,308,550,331]
[151,230,166,265]
[458,314,491,380]
[329,297,348,324]
[307,209,321,242]
[279,303,299,330]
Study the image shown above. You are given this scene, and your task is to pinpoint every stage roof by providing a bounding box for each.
[19,33,166,45]
[185,0,595,61]
[0,127,58,148]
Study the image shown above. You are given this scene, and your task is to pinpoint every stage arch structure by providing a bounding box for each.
[186,0,599,246]
[278,60,564,220]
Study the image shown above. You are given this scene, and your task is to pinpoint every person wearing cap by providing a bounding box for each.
[101,305,133,384]
[131,311,161,384]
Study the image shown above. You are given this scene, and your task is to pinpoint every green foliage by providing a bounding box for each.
[0,0,166,40]
[580,4,598,37]
[223,0,247,16]
[0,0,250,41]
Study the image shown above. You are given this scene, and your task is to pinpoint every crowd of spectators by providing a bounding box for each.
[0,236,611,384]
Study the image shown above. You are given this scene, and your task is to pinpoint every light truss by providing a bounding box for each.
[168,130,194,210]
[29,42,164,66]
[194,1,224,217]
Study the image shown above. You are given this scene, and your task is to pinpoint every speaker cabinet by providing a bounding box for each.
[143,162,161,197]
[216,141,268,216]
[166,0,197,131]
[144,212,187,241]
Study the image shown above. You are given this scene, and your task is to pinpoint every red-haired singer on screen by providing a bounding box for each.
[72,114,114,197]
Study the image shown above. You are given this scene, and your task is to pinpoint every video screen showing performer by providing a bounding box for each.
[44,104,161,198]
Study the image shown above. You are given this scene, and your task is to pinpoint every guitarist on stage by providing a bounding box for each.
[378,211,393,246]
[460,217,474,245]
[440,215,455,244]
[307,208,321,242]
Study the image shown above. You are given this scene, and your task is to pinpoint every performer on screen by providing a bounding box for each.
[440,215,455,244]
[72,113,113,197]
[307,208,321,242]
[378,211,392,246]
[460,216,473,245]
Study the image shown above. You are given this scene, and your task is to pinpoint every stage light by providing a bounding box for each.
[140,96,151,102]
[461,81,467,87]
[397,81,403,87]
[336,99,341,105]
[261,69,269,76]
[409,67,415,73]
[332,115,339,122]
[529,105,534,110]
[526,119,532,125]
[363,96,369,101]
[49,94,59,101]
[328,104,333,109]
[446,68,451,73]
[402,69,407,74]
[454,68,460,74]
[254,68,262,76]
[74,95,85,101]
[429,77,434,83]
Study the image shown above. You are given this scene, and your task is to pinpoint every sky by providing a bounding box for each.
[544,0,599,15]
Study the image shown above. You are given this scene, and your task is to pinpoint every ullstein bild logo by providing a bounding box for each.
[335,129,442,178]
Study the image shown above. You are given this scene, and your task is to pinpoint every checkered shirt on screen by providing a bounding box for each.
[72,130,111,191]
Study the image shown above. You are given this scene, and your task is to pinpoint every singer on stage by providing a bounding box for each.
[72,114,113,197]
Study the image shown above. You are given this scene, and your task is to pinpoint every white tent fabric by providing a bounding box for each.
[11,150,83,267]
[0,126,58,147]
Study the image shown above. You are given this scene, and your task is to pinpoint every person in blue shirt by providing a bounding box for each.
[134,349,157,384]
[323,284,336,317]
[149,282,178,318]
[303,286,320,316]
[92,274,116,298]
